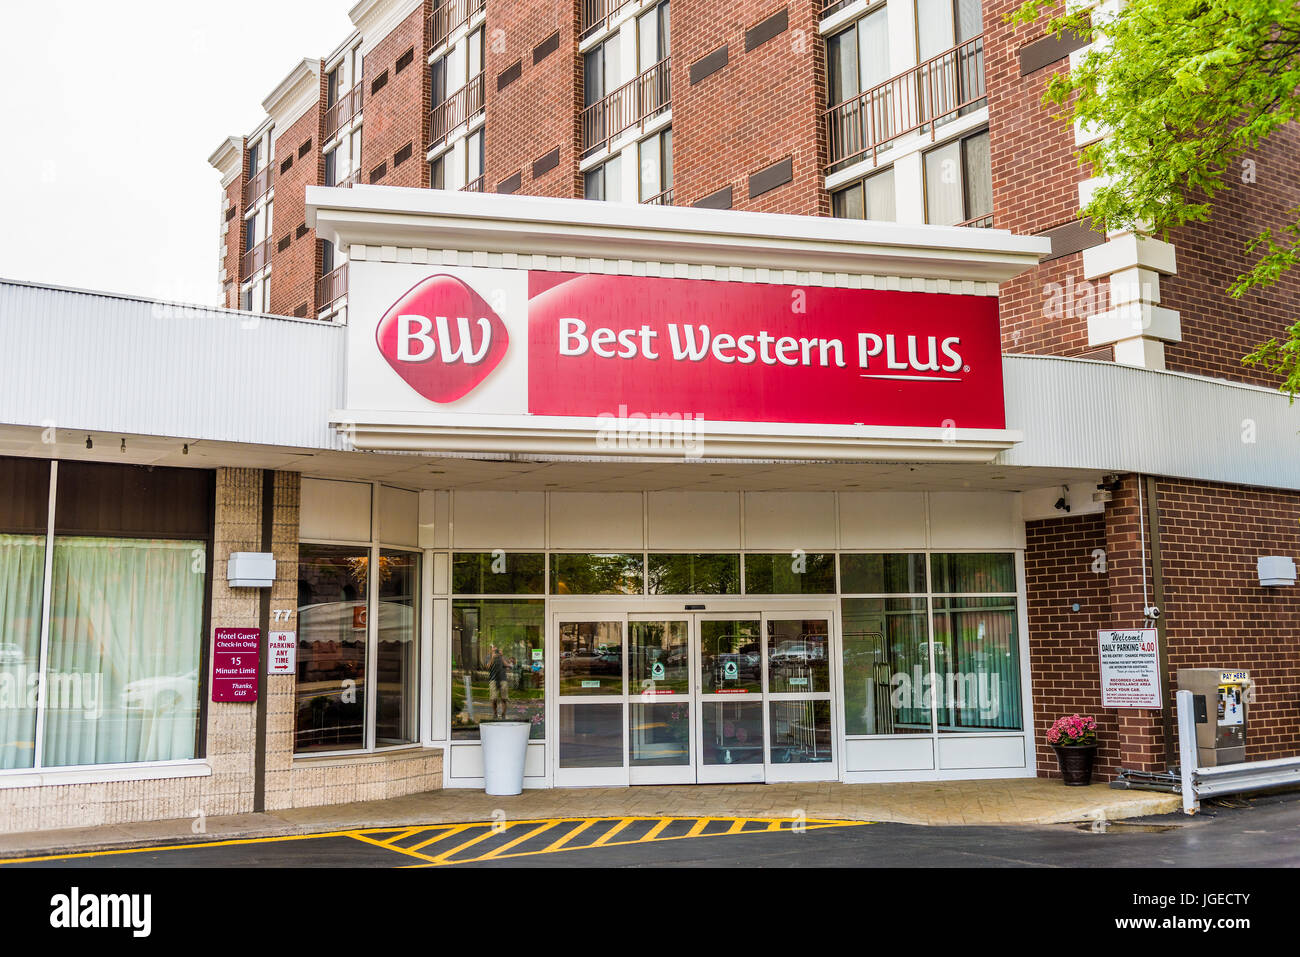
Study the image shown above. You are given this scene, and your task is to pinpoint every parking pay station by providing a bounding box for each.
[1177,668,1251,766]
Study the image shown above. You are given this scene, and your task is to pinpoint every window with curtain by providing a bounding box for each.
[931,554,1021,731]
[42,538,206,768]
[376,550,420,747]
[0,535,45,770]
[924,128,991,226]
[831,167,896,221]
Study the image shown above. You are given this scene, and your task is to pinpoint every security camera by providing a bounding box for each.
[1143,605,1161,620]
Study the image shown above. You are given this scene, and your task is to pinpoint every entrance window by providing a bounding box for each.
[452,551,545,595]
[452,599,545,739]
[743,553,836,594]
[841,597,930,735]
[550,553,644,595]
[646,553,740,594]
[296,545,370,753]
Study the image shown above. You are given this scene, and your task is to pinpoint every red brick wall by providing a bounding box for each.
[672,1,826,215]
[268,84,323,319]
[1025,513,1123,779]
[362,3,431,190]
[1160,124,1300,388]
[1027,476,1300,778]
[983,0,1102,359]
[221,150,246,311]
[483,0,580,197]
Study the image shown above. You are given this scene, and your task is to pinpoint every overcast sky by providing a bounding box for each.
[0,1,356,306]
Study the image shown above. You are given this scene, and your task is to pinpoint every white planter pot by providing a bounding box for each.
[480,721,531,795]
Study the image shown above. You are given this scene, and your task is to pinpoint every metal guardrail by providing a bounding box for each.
[824,35,985,170]
[1177,689,1300,813]
[428,0,484,53]
[243,162,275,210]
[582,57,671,156]
[324,85,363,141]
[430,72,485,148]
[581,0,635,38]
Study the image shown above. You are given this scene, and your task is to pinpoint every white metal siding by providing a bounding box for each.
[0,280,346,450]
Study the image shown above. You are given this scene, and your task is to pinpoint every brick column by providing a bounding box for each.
[1103,474,1165,770]
[264,472,301,810]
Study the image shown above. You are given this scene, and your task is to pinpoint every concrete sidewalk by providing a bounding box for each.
[0,778,1180,860]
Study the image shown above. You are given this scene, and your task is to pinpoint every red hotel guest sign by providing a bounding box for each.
[212,628,260,702]
[526,272,1007,429]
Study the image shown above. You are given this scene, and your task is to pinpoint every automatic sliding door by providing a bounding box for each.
[697,616,764,783]
[555,617,627,786]
[765,615,836,781]
[628,617,693,784]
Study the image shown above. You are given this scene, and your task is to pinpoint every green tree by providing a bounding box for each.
[1012,0,1300,395]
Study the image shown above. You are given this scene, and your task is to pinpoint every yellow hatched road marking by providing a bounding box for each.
[642,818,673,841]
[0,817,870,867]
[407,824,473,852]
[427,825,511,863]
[591,817,636,846]
[476,821,559,860]
[543,818,599,852]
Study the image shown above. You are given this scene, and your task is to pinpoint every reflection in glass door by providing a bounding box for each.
[628,618,692,784]
[698,617,765,783]
[765,616,835,780]
[555,618,626,786]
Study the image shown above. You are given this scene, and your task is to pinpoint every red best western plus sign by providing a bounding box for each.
[527,273,1006,429]
[373,271,1006,429]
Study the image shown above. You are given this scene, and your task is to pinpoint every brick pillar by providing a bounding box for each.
[207,468,301,816]
[1104,474,1165,770]
[207,468,264,815]
[265,472,301,810]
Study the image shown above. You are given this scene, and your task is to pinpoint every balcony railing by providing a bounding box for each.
[241,237,272,280]
[428,0,485,52]
[956,213,994,228]
[581,0,634,38]
[642,187,674,206]
[582,57,671,157]
[316,263,348,311]
[462,174,485,192]
[324,85,364,141]
[243,163,275,210]
[429,72,485,148]
[339,168,363,189]
[824,35,985,170]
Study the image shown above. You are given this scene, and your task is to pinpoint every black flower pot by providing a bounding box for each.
[1052,744,1097,786]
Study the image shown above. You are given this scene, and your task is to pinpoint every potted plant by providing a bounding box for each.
[1046,714,1099,786]
[479,716,531,795]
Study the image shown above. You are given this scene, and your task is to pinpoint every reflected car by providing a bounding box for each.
[121,670,199,713]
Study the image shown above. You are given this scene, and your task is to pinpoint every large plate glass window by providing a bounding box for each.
[646,553,740,595]
[452,599,545,739]
[743,553,836,594]
[296,544,370,753]
[550,553,644,595]
[931,553,1021,732]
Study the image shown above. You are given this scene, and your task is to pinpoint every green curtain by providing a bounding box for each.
[0,535,45,770]
[934,599,1022,731]
[42,537,205,768]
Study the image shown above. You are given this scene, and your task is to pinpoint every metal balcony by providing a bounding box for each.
[324,85,364,141]
[581,0,635,38]
[462,175,485,192]
[429,72,485,148]
[243,163,275,210]
[582,57,671,157]
[824,35,986,170]
[428,0,485,53]
[316,263,348,311]
[240,238,272,280]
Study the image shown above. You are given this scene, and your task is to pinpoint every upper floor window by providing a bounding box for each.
[924,127,991,226]
[826,5,889,106]
[832,166,895,221]
[467,128,484,183]
[247,140,262,176]
[638,127,672,203]
[917,0,982,60]
[638,0,670,71]
[585,34,621,107]
[584,154,622,202]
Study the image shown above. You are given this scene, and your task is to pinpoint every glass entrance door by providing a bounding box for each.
[552,607,838,786]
